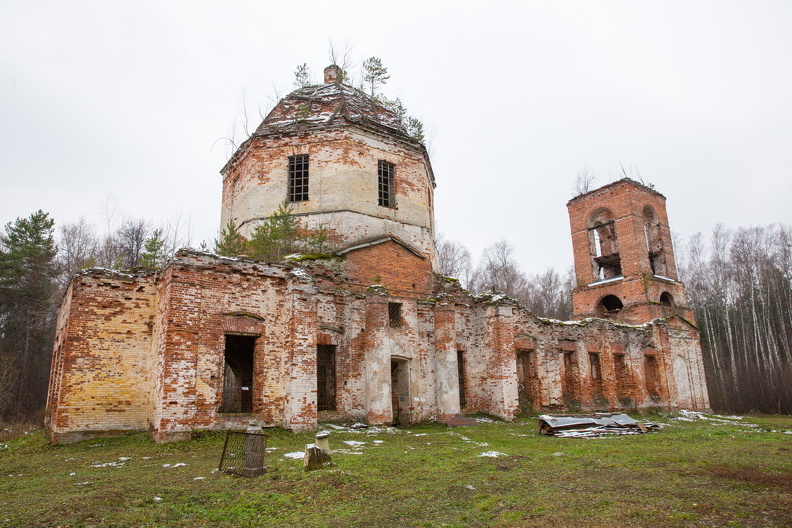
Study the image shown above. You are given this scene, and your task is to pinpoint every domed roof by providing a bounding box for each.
[254,69,409,139]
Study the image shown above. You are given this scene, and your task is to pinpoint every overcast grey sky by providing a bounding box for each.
[2,1,790,275]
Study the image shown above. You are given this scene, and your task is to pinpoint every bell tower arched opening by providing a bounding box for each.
[643,205,668,276]
[595,294,624,317]
[588,208,621,280]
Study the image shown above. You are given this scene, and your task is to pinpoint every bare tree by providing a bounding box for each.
[116,218,150,269]
[327,39,354,82]
[470,239,528,299]
[522,268,573,319]
[573,167,597,196]
[436,233,472,285]
[163,212,192,257]
[57,217,98,288]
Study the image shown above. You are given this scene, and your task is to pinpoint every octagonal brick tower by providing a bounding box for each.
[220,65,437,268]
[567,178,695,324]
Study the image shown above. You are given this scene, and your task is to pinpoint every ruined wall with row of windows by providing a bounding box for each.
[46,247,709,443]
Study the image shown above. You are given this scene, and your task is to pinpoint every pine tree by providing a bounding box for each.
[405,116,425,144]
[294,63,311,88]
[139,229,166,270]
[362,57,390,96]
[215,219,247,257]
[0,210,58,418]
[247,202,300,261]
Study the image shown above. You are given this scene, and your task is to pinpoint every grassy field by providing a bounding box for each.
[1,413,791,527]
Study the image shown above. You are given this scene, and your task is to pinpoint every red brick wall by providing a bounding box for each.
[567,179,694,324]
[343,240,434,295]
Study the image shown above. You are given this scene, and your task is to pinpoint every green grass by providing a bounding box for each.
[1,414,791,527]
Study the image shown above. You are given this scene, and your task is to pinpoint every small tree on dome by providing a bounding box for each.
[294,63,311,88]
[362,57,390,96]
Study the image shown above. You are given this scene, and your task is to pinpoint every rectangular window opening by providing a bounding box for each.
[220,335,256,413]
[589,353,602,380]
[644,355,661,399]
[613,353,628,395]
[288,154,309,202]
[378,160,395,208]
[388,302,402,328]
[457,350,467,408]
[317,345,337,411]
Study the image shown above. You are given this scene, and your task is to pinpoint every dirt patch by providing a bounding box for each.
[710,465,792,493]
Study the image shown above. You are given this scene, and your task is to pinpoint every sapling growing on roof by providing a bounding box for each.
[293,63,311,88]
[362,56,390,96]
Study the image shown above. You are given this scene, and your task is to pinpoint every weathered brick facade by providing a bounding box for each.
[45,66,709,443]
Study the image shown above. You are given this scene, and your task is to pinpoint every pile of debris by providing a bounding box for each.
[538,413,661,438]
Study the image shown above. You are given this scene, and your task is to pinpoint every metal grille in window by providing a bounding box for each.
[388,302,402,328]
[378,160,395,208]
[288,154,309,202]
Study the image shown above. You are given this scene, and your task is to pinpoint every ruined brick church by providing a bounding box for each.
[45,65,709,443]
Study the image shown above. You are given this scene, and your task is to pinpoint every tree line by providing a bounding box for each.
[679,224,792,414]
[436,235,575,320]
[0,208,194,421]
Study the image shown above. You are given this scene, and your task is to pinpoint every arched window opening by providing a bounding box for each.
[596,295,624,317]
[659,292,674,307]
[643,205,667,276]
[588,208,621,280]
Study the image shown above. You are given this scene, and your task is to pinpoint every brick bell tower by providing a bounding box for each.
[567,178,694,324]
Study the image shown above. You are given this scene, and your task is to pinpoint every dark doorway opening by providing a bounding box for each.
[562,350,579,404]
[517,349,538,413]
[317,345,337,411]
[220,335,255,413]
[457,351,467,408]
[391,358,410,425]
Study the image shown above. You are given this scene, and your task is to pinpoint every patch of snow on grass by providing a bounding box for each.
[479,451,506,458]
[283,452,304,459]
[91,461,125,468]
[343,440,366,447]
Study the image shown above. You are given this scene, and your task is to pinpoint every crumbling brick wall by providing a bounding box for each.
[47,248,709,444]
[46,270,157,443]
